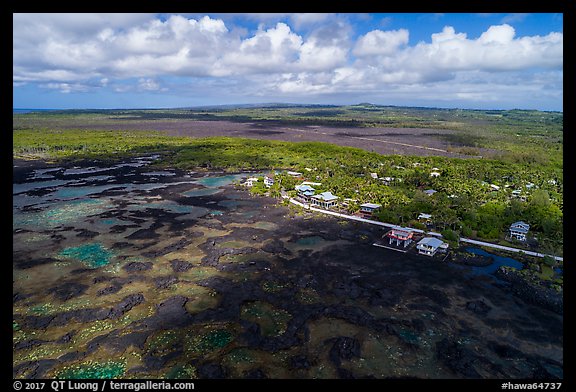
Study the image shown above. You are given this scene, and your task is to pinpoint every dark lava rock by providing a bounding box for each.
[435,338,481,378]
[75,229,99,238]
[56,331,76,343]
[14,339,46,350]
[416,287,451,307]
[109,293,145,319]
[289,354,312,370]
[337,367,356,379]
[411,318,426,332]
[48,282,89,301]
[58,351,83,362]
[14,257,59,269]
[154,276,179,289]
[332,280,364,299]
[488,341,524,359]
[143,238,193,258]
[13,292,29,303]
[123,261,153,272]
[262,239,291,255]
[197,363,228,379]
[495,267,563,315]
[170,259,193,272]
[466,300,492,315]
[243,368,268,379]
[97,285,123,296]
[112,241,134,249]
[126,227,161,240]
[327,337,361,366]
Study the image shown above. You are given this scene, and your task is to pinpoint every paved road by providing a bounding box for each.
[287,198,563,262]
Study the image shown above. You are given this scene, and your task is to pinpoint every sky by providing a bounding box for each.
[13,13,563,111]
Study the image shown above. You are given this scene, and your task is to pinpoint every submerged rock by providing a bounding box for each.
[327,337,361,366]
[466,300,492,315]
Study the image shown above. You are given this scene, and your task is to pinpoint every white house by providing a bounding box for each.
[311,192,339,209]
[264,175,275,188]
[418,213,432,222]
[490,184,500,191]
[430,171,441,178]
[424,189,437,196]
[287,171,302,177]
[416,237,446,256]
[370,172,378,179]
[509,221,530,241]
[359,203,381,217]
[244,177,259,187]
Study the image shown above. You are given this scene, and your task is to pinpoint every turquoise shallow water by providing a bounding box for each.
[182,188,223,197]
[195,174,245,188]
[58,243,114,268]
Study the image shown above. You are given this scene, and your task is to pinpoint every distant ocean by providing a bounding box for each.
[13,109,59,114]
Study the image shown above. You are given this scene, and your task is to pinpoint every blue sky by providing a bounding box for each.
[13,13,563,111]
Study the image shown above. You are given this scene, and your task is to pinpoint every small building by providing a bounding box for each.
[264,175,275,188]
[311,192,339,209]
[295,184,315,201]
[490,184,500,191]
[424,189,437,196]
[287,171,303,177]
[416,237,446,256]
[511,189,522,197]
[418,213,432,223]
[430,171,441,178]
[509,221,530,241]
[370,172,378,179]
[244,177,259,187]
[384,227,414,248]
[381,177,395,186]
[359,203,381,218]
[525,183,535,189]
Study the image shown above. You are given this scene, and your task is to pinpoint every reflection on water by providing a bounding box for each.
[463,247,524,275]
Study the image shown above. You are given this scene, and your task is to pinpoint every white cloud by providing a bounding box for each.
[353,29,409,57]
[12,14,563,110]
[138,78,161,91]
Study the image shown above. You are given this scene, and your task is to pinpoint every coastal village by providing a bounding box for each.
[239,166,558,262]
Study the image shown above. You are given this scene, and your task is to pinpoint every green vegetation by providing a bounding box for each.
[13,105,562,257]
[56,361,126,379]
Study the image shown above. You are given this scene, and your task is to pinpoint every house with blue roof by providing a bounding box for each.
[509,221,530,241]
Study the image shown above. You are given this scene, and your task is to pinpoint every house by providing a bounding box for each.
[416,237,446,256]
[384,227,414,247]
[511,189,522,197]
[424,189,437,196]
[509,221,530,241]
[418,213,432,223]
[311,192,339,209]
[295,184,315,201]
[490,184,500,191]
[244,177,259,187]
[430,171,441,178]
[381,177,395,186]
[264,175,275,188]
[359,203,381,218]
[525,183,535,189]
[370,172,378,179]
[287,171,303,177]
